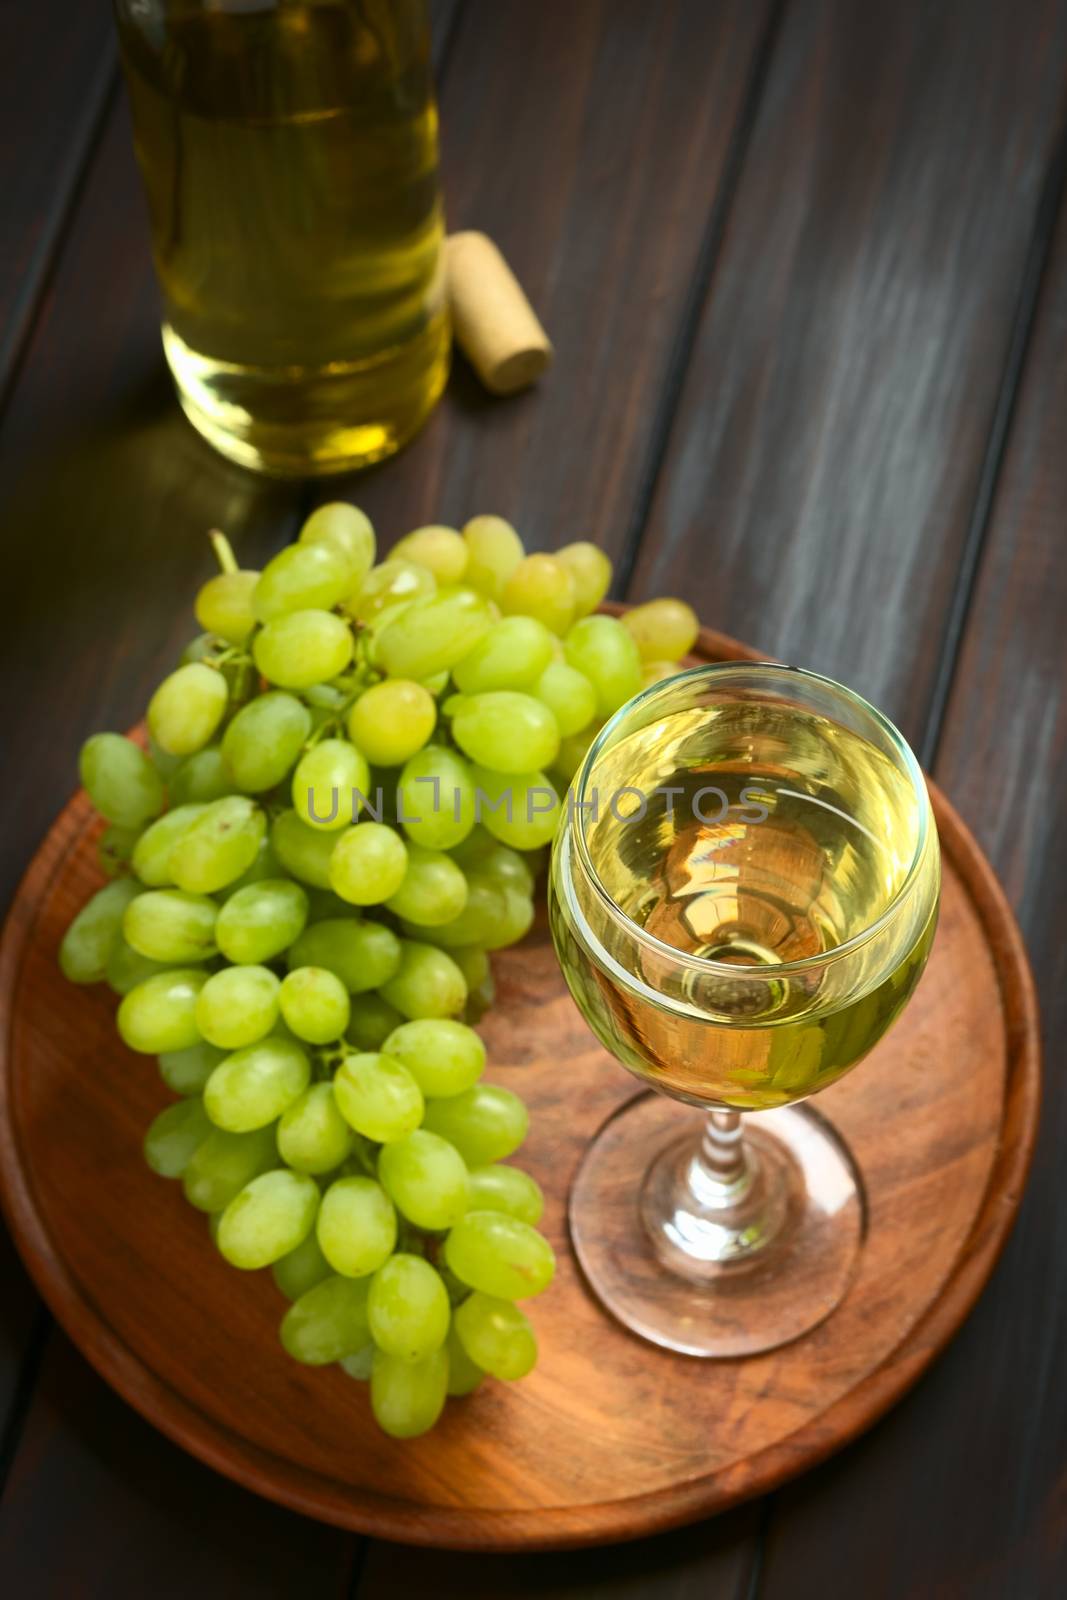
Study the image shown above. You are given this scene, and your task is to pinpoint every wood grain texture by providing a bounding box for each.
[0,627,1039,1552]
[320,0,775,552]
[0,1,114,406]
[627,0,1067,743]
[753,145,1067,1600]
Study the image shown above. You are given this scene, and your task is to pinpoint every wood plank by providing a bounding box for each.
[755,120,1067,1600]
[328,0,777,557]
[627,0,1067,744]
[0,0,462,1572]
[0,86,330,1572]
[0,1329,356,1599]
[0,96,303,915]
[357,1508,761,1598]
[0,2,114,406]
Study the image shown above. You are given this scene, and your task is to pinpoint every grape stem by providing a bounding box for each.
[208,528,239,575]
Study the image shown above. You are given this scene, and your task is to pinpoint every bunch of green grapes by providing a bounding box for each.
[58,506,699,1438]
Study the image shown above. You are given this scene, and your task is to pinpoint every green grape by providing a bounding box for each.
[253,609,353,688]
[271,809,337,889]
[272,1229,333,1302]
[368,1254,450,1361]
[299,502,376,590]
[420,668,450,696]
[196,965,280,1050]
[467,1163,544,1225]
[292,738,370,830]
[408,875,505,950]
[253,542,352,623]
[468,765,561,850]
[149,734,184,780]
[384,844,467,926]
[117,969,207,1054]
[391,525,468,584]
[396,745,476,850]
[382,1019,485,1098]
[380,940,467,1019]
[445,1210,555,1300]
[370,1346,448,1438]
[217,1168,320,1269]
[302,887,353,922]
[464,838,535,895]
[484,886,534,951]
[132,804,207,886]
[169,796,266,893]
[621,596,700,661]
[564,614,643,717]
[346,679,436,767]
[374,588,492,681]
[280,1274,372,1362]
[377,1129,469,1231]
[180,632,217,665]
[169,746,233,805]
[333,1051,424,1142]
[348,557,436,621]
[216,879,309,965]
[317,1176,397,1277]
[465,969,495,1025]
[105,938,174,996]
[220,836,283,897]
[461,514,524,601]
[454,1292,537,1379]
[204,1036,309,1131]
[421,1083,528,1165]
[329,822,408,905]
[345,993,405,1051]
[556,540,612,616]
[451,615,555,694]
[450,946,490,992]
[222,692,312,793]
[182,1123,278,1212]
[553,728,594,785]
[158,1040,225,1096]
[59,878,142,983]
[277,1083,353,1173]
[143,1097,213,1178]
[98,823,141,877]
[450,690,561,774]
[288,918,402,993]
[279,966,350,1044]
[501,553,576,635]
[340,1344,376,1381]
[147,663,228,756]
[79,733,165,828]
[123,890,217,964]
[445,1323,485,1396]
[194,569,259,643]
[533,660,597,737]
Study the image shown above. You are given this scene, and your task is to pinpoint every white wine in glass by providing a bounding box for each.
[549,663,941,1357]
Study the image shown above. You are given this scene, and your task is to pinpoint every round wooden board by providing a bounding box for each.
[0,626,1041,1551]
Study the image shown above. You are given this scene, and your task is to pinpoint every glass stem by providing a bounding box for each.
[641,1106,788,1277]
[696,1108,749,1191]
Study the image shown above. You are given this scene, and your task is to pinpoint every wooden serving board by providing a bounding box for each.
[0,627,1040,1551]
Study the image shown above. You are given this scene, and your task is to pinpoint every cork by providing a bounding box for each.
[445,231,553,396]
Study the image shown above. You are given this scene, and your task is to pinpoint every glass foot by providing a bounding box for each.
[569,1092,866,1357]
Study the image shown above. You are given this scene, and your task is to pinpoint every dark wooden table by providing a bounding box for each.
[1,0,1065,1593]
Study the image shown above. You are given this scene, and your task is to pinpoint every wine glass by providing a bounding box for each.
[549,662,941,1357]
